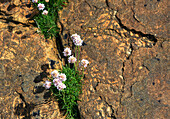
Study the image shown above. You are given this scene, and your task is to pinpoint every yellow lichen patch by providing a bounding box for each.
[102,34,109,39]
[130,31,134,36]
[119,42,126,47]
[112,37,119,43]
[89,11,93,16]
[113,22,120,28]
[89,85,95,92]
[101,20,110,29]
[92,27,97,31]
[139,66,143,70]
[97,102,105,117]
[107,106,112,116]
[96,111,100,115]
[135,33,140,37]
[97,13,110,23]
[1,51,15,60]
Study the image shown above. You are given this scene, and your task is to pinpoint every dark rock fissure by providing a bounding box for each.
[114,13,157,109]
[0,10,12,16]
[115,15,157,45]
[105,0,110,8]
[0,17,31,27]
[14,90,36,118]
[127,43,133,60]
[55,34,65,61]
[142,64,150,71]
[119,61,125,105]
[7,4,16,11]
[100,96,117,119]
[94,81,99,90]
[129,81,139,98]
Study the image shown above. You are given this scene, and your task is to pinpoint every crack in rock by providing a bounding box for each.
[115,15,157,45]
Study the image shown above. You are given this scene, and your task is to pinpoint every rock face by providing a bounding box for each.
[107,0,169,38]
[0,0,64,118]
[58,0,169,118]
[1,0,169,118]
[117,41,170,119]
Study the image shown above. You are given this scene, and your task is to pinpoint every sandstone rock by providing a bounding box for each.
[1,0,169,118]
[58,0,169,118]
[0,0,39,24]
[107,0,169,38]
[0,0,64,118]
[116,40,170,119]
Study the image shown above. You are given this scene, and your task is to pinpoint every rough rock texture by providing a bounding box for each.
[1,0,169,118]
[58,0,169,118]
[0,0,64,118]
[117,40,170,119]
[107,0,169,38]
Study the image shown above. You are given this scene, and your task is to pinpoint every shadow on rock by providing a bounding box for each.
[34,64,49,83]
[14,102,35,118]
[14,91,36,118]
[33,85,45,94]
[43,90,51,99]
[0,0,12,4]
[33,64,51,100]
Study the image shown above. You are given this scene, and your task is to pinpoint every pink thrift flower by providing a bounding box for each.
[57,83,66,91]
[32,0,38,3]
[51,70,59,78]
[68,55,77,63]
[63,47,71,57]
[80,59,89,68]
[53,78,62,87]
[71,34,83,46]
[59,73,67,81]
[43,81,51,89]
[38,3,45,10]
[42,10,48,15]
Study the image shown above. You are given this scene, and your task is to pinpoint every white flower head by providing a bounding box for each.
[68,55,77,63]
[43,81,51,89]
[63,47,71,57]
[32,0,38,3]
[38,3,45,10]
[59,73,67,81]
[71,34,83,46]
[51,70,59,78]
[80,59,89,68]
[42,10,48,15]
[57,83,66,91]
[53,78,62,87]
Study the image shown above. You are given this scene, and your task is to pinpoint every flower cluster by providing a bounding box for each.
[80,59,89,68]
[71,34,83,46]
[63,47,71,57]
[42,34,89,118]
[42,10,48,15]
[43,70,66,91]
[32,0,38,3]
[68,55,77,63]
[63,34,89,68]
[32,0,48,15]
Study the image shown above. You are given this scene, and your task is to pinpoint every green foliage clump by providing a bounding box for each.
[50,65,82,119]
[32,0,67,38]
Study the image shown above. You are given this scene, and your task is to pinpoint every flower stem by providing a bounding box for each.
[82,67,84,79]
[75,46,77,71]
[74,62,77,72]
[63,91,66,105]
[68,56,70,68]
[77,46,80,70]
